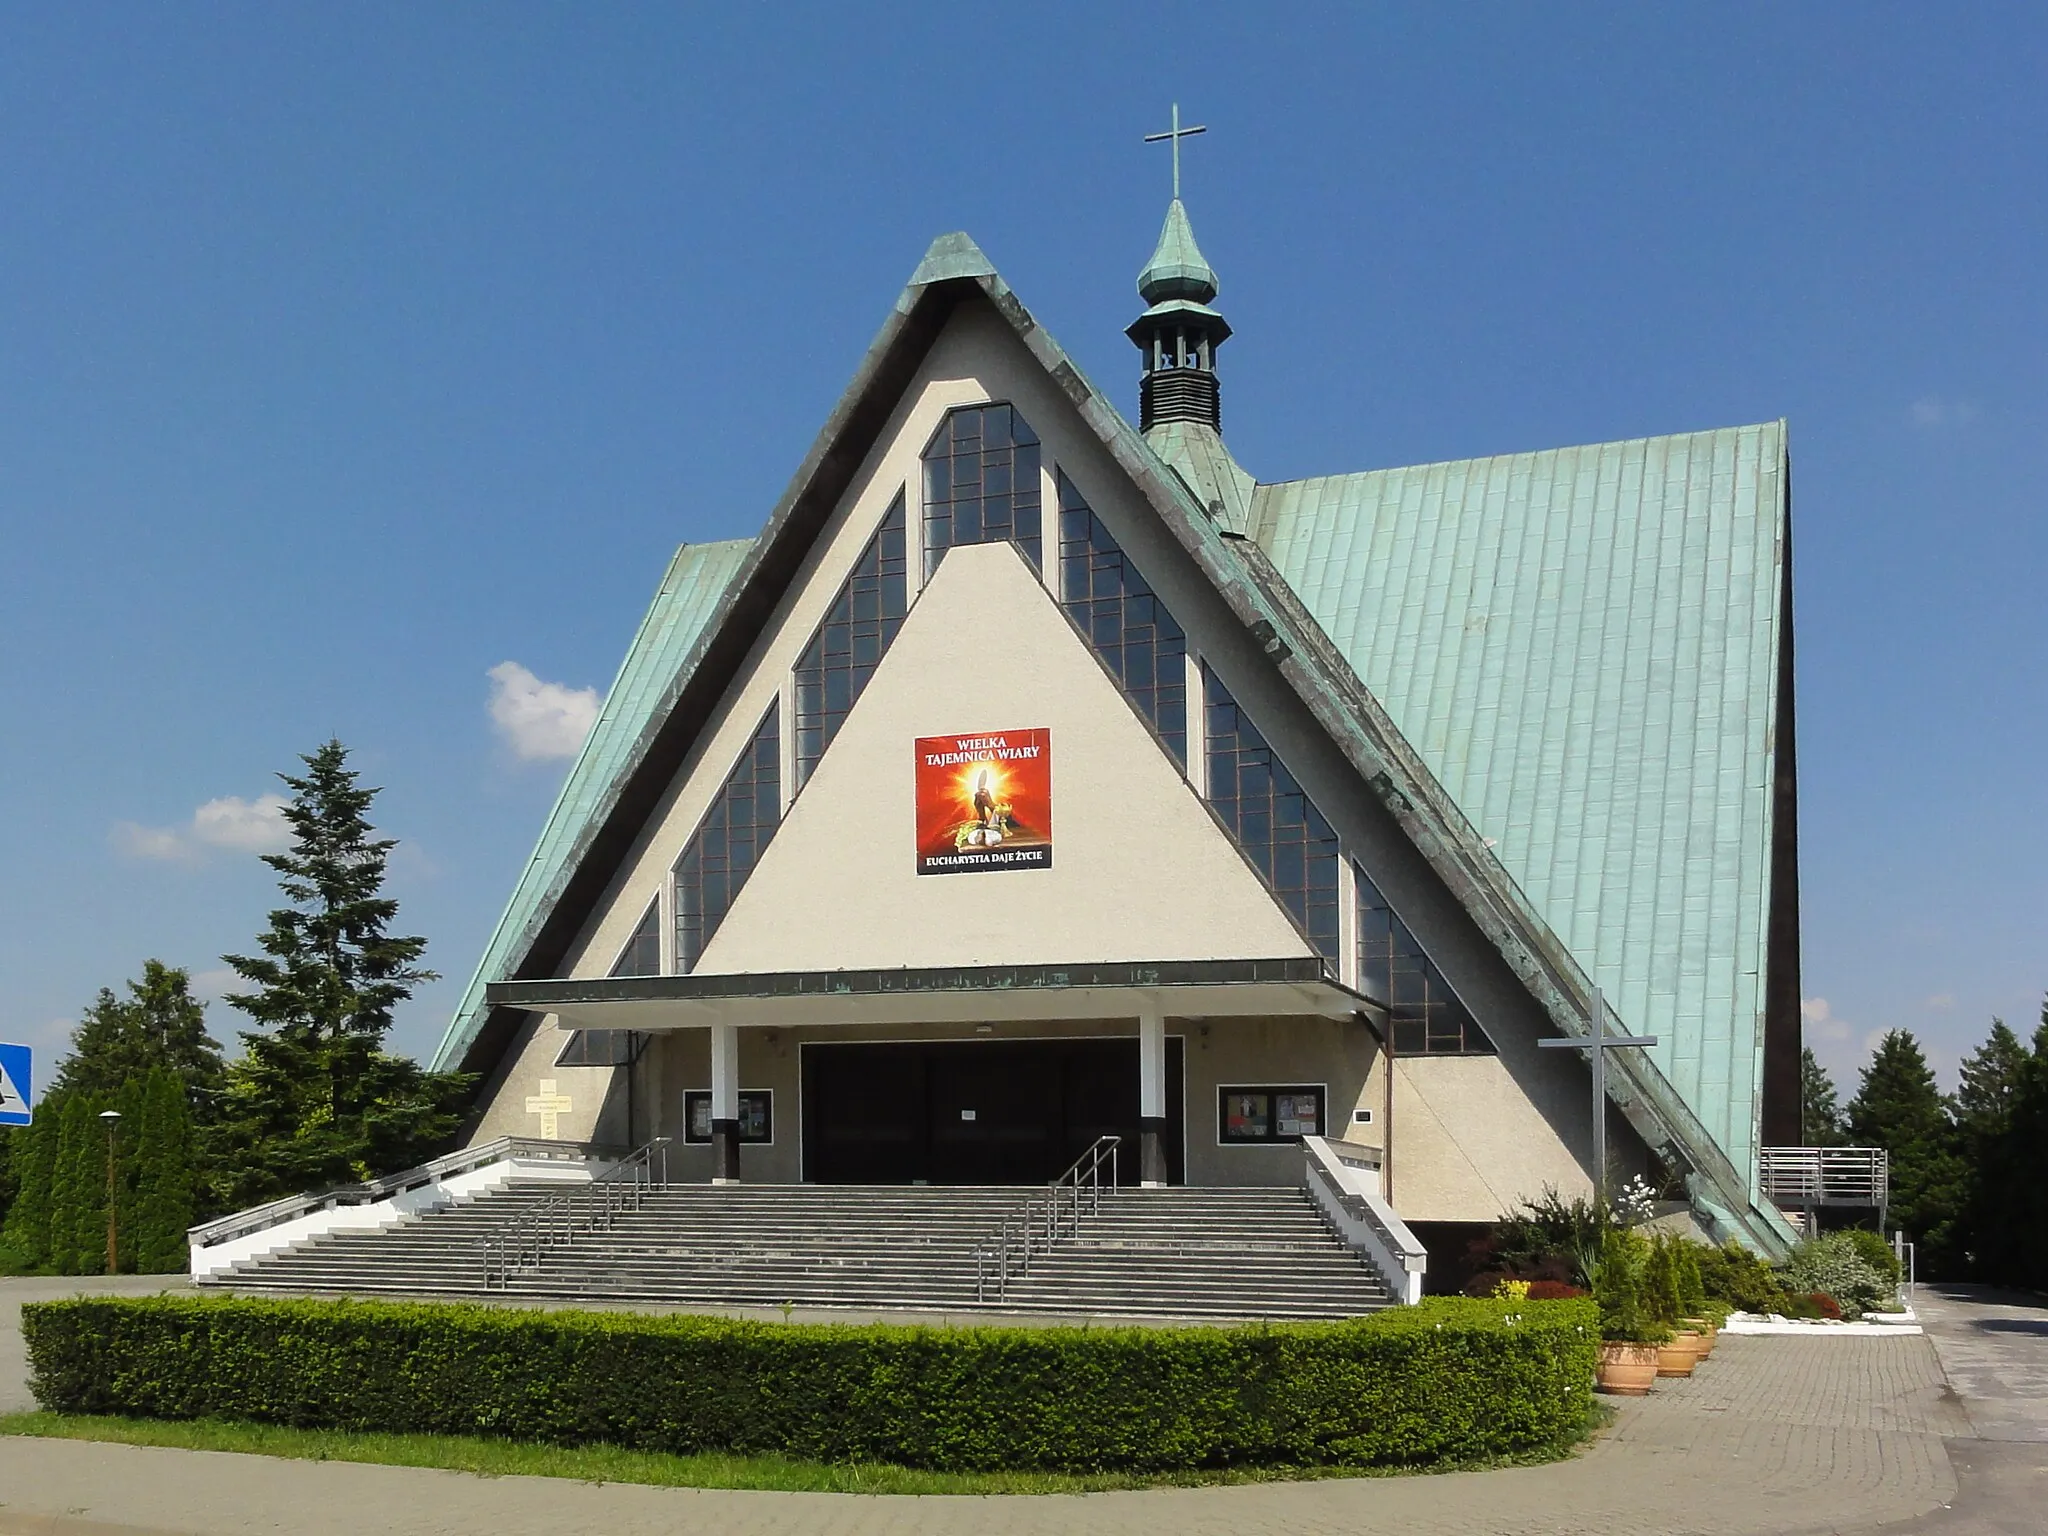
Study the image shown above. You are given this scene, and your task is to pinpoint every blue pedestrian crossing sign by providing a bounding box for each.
[0,1043,31,1126]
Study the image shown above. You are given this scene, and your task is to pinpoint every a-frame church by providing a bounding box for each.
[435,185,1804,1260]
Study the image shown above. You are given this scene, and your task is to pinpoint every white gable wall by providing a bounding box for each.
[699,539,1311,970]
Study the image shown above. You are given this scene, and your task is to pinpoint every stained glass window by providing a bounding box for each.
[1058,472,1187,764]
[1202,664,1341,960]
[673,702,781,973]
[793,494,908,787]
[921,403,1042,578]
[1356,863,1495,1055]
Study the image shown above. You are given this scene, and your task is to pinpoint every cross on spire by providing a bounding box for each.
[1143,102,1207,200]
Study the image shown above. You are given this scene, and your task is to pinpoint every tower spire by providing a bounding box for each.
[1129,106,1229,433]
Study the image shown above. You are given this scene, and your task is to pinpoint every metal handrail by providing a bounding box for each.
[1759,1146,1890,1214]
[188,1135,608,1250]
[482,1136,671,1289]
[975,1135,1121,1303]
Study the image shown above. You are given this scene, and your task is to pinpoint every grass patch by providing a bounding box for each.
[0,1411,1592,1495]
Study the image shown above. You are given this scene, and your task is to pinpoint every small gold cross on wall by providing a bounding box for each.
[525,1078,573,1140]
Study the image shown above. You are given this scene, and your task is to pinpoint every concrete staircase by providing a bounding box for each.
[205,1181,1393,1319]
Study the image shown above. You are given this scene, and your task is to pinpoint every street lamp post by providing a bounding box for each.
[98,1109,121,1275]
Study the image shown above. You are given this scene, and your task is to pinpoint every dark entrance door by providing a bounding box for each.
[802,1037,1184,1185]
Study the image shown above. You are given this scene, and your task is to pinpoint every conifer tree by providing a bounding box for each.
[49,1095,105,1275]
[1975,1005,2048,1288]
[1801,1047,1846,1146]
[217,740,470,1206]
[1,1108,57,1268]
[110,1076,146,1272]
[1847,1029,1964,1272]
[51,961,224,1101]
[133,1070,196,1274]
[1951,1019,2029,1275]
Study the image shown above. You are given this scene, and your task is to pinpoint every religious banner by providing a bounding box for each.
[914,728,1053,875]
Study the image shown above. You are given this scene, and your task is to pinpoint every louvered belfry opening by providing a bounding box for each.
[1139,365,1221,432]
[1128,197,1231,433]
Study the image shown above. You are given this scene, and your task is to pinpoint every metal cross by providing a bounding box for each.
[1144,102,1207,200]
[1538,988,1657,1204]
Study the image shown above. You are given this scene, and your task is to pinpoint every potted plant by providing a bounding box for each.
[1676,1239,1717,1357]
[1644,1234,1701,1376]
[1594,1228,1669,1395]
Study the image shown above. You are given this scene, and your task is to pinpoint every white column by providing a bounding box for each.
[711,1022,738,1121]
[1139,1010,1166,1120]
[1139,1006,1167,1188]
[710,1021,740,1184]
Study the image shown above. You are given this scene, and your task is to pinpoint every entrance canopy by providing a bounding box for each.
[487,957,1371,1032]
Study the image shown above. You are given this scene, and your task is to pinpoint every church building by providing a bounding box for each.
[435,176,1804,1260]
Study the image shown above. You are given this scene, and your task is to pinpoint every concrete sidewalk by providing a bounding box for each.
[0,1278,2038,1535]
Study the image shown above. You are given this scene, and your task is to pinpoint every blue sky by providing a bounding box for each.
[2,4,2042,1099]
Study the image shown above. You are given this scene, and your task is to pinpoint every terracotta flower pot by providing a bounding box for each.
[1685,1318,1716,1357]
[1597,1341,1661,1396]
[1656,1331,1702,1377]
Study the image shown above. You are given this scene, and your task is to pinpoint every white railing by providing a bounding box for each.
[189,1135,601,1250]
[191,1136,604,1279]
[1300,1135,1427,1305]
[1759,1146,1889,1208]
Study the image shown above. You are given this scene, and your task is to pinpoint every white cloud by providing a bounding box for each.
[1909,395,1979,429]
[191,794,292,851]
[188,967,242,1002]
[1924,993,1957,1012]
[110,821,191,861]
[1802,997,1853,1042]
[488,660,599,762]
[111,793,292,862]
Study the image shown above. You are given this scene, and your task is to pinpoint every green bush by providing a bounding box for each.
[1694,1241,1784,1313]
[1784,1234,1891,1318]
[1842,1228,1903,1287]
[23,1294,1599,1473]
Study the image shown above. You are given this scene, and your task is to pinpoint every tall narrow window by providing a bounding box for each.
[1058,472,1187,764]
[1202,664,1340,959]
[1357,864,1495,1055]
[674,702,781,972]
[793,494,908,787]
[556,898,662,1067]
[922,403,1042,578]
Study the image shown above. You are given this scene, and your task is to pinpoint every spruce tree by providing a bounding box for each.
[133,1070,196,1274]
[1951,1019,2029,1275]
[1976,1005,2048,1288]
[1847,1030,1964,1273]
[217,740,470,1206]
[51,961,224,1101]
[1801,1047,1846,1146]
[1,1109,57,1268]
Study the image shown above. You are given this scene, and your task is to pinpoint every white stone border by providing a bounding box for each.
[1723,1308,1922,1336]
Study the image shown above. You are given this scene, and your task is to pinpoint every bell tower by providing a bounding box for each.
[1129,106,1230,432]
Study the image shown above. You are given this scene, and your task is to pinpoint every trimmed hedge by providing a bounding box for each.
[23,1294,1597,1472]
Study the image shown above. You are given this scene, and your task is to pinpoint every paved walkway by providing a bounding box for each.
[0,1278,2040,1534]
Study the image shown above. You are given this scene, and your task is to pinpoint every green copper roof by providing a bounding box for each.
[1138,199,1218,304]
[1250,424,1790,1181]
[433,537,753,1071]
